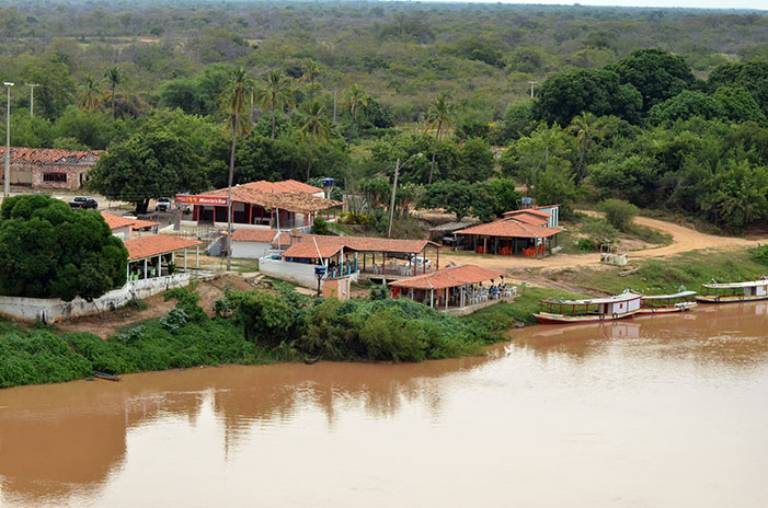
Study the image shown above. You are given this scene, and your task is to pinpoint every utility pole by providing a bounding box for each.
[528,81,537,99]
[27,84,39,118]
[3,82,13,198]
[387,158,400,238]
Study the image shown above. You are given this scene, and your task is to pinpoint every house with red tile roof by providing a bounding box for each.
[177,179,339,231]
[389,264,516,314]
[123,235,202,281]
[101,212,160,240]
[0,147,102,190]
[455,206,562,257]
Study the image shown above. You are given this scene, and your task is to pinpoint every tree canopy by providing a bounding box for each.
[0,195,127,301]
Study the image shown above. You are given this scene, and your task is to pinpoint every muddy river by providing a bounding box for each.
[1,302,767,507]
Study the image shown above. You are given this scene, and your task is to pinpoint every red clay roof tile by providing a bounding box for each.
[124,235,202,261]
[390,264,505,290]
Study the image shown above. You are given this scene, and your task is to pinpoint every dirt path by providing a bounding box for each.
[439,215,763,272]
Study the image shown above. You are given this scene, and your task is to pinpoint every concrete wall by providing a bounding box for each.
[231,241,272,259]
[0,273,200,324]
[259,257,358,289]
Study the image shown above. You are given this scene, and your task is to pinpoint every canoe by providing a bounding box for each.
[696,294,768,304]
[93,371,121,382]
[636,301,698,315]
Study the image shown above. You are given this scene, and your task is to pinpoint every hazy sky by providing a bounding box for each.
[417,0,766,10]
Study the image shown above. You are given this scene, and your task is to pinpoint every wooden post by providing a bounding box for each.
[248,204,253,225]
[445,287,449,310]
[436,245,440,270]
[143,258,148,279]
[196,245,200,269]
[430,288,434,308]
[183,248,188,272]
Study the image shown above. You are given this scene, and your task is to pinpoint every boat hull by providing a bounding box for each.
[534,310,639,325]
[696,295,768,304]
[636,302,698,315]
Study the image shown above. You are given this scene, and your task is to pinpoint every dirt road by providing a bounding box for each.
[438,215,762,272]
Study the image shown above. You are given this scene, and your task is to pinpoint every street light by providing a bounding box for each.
[3,82,13,198]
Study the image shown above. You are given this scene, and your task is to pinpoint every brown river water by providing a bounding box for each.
[1,302,767,507]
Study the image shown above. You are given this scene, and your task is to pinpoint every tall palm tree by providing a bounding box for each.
[425,93,452,184]
[222,67,254,271]
[299,100,331,181]
[104,66,121,119]
[344,84,369,129]
[80,77,102,112]
[568,112,603,183]
[254,70,294,139]
[300,59,321,84]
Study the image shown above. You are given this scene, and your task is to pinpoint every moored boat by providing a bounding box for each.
[696,278,768,304]
[534,291,642,324]
[637,291,698,315]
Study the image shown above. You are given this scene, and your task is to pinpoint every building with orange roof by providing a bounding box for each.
[100,212,160,240]
[176,179,339,232]
[123,235,202,281]
[0,147,101,190]
[389,264,516,314]
[454,204,562,257]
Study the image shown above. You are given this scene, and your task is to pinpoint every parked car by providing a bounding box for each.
[156,197,172,212]
[69,196,98,209]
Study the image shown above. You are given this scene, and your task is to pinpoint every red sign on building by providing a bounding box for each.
[175,194,230,206]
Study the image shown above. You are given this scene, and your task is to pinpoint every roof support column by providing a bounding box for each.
[157,255,162,277]
[143,258,148,279]
[430,288,434,308]
[445,288,449,310]
[184,248,188,272]
[196,245,200,269]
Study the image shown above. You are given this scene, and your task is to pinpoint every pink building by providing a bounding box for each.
[0,147,102,191]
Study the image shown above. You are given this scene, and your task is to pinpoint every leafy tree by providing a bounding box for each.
[613,49,696,111]
[473,178,522,221]
[699,159,768,230]
[648,91,725,126]
[536,68,642,125]
[344,83,369,135]
[88,114,212,213]
[52,106,122,149]
[79,76,102,112]
[713,86,767,124]
[500,100,537,142]
[600,198,639,231]
[0,195,127,301]
[451,36,505,68]
[708,61,768,116]
[20,58,76,119]
[501,123,574,189]
[454,137,494,182]
[568,112,605,182]
[234,291,297,346]
[420,180,476,221]
[532,165,577,216]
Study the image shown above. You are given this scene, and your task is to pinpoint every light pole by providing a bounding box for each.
[27,84,39,118]
[3,82,13,198]
[528,81,538,99]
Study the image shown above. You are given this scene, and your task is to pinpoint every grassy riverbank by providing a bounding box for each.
[0,286,506,389]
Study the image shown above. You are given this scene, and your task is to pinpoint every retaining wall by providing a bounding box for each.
[0,273,198,324]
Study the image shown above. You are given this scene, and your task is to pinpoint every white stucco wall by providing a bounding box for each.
[111,226,131,240]
[231,241,272,259]
[0,273,204,324]
[259,257,358,289]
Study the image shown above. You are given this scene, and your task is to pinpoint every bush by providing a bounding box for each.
[600,199,639,232]
[580,216,619,245]
[753,245,768,266]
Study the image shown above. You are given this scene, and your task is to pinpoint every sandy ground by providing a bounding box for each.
[439,215,763,272]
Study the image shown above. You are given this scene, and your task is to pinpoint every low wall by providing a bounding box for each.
[0,273,199,324]
[259,257,359,289]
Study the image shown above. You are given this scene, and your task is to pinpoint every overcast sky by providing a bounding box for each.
[417,0,766,10]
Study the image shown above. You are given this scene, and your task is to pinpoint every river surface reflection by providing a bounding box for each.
[1,302,767,507]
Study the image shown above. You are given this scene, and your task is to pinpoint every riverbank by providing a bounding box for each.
[1,246,766,389]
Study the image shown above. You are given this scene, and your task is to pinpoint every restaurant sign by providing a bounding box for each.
[175,194,230,206]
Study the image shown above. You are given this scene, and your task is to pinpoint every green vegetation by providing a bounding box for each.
[470,287,586,326]
[0,195,127,301]
[600,199,639,232]
[0,4,765,232]
[547,248,768,295]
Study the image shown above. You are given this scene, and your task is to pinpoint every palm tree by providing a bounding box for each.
[254,70,294,139]
[104,66,121,119]
[344,84,369,130]
[222,67,254,271]
[299,100,331,181]
[425,93,452,184]
[300,59,321,84]
[80,77,102,112]
[568,112,603,183]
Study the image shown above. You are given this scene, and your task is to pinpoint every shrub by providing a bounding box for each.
[600,199,639,231]
[753,245,768,266]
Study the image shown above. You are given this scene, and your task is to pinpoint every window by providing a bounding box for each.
[43,173,67,183]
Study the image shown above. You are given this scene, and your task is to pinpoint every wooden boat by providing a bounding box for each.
[637,291,698,315]
[93,371,121,382]
[534,291,642,324]
[696,279,768,304]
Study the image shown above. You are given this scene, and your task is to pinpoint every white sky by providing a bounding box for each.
[412,0,766,10]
